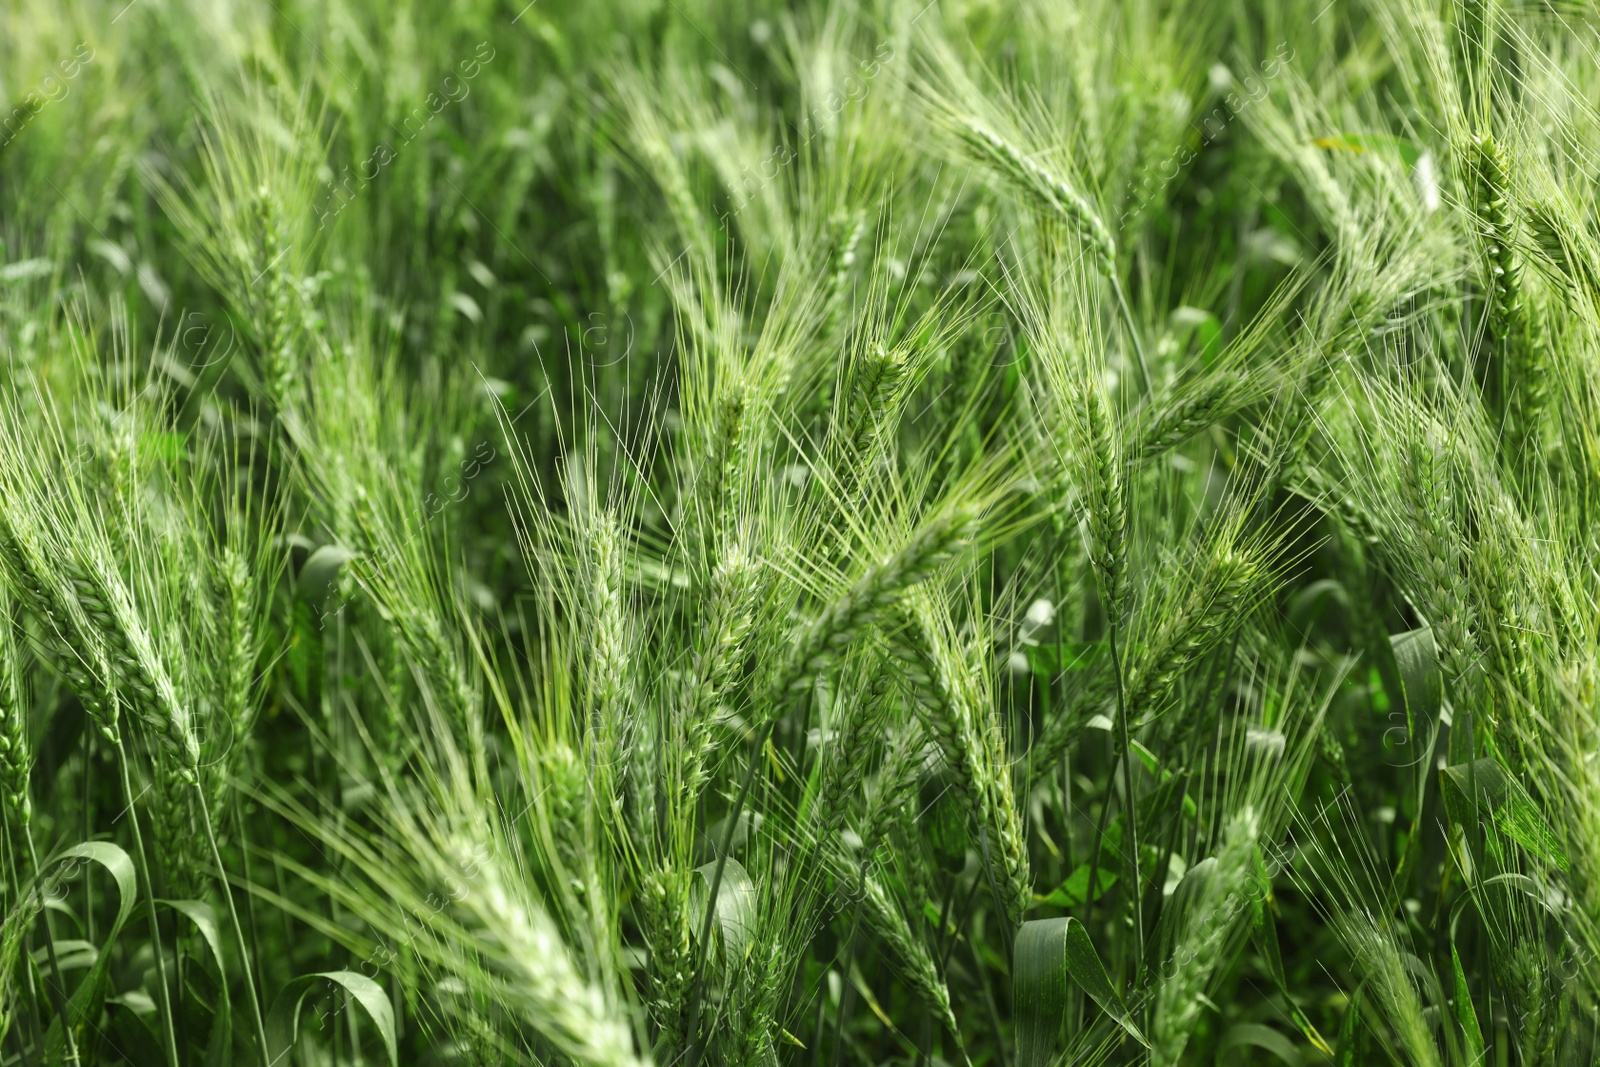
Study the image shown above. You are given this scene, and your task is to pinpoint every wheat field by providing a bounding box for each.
[0,0,1596,1064]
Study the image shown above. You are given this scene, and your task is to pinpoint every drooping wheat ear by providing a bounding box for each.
[775,503,979,699]
[833,846,963,1047]
[253,184,298,413]
[1076,372,1128,619]
[1399,432,1480,713]
[1290,463,1384,547]
[0,510,180,1063]
[959,116,1152,390]
[0,593,30,823]
[683,546,757,797]
[1134,369,1244,463]
[1125,547,1262,718]
[812,669,895,842]
[891,591,1030,925]
[642,868,695,1059]
[1466,134,1545,454]
[0,511,118,737]
[956,117,1115,276]
[447,837,645,1067]
[1525,199,1600,314]
[408,610,478,731]
[66,542,200,771]
[1332,910,1442,1067]
[1151,806,1261,1066]
[868,718,935,833]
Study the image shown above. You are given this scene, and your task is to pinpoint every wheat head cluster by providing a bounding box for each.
[0,0,1598,1065]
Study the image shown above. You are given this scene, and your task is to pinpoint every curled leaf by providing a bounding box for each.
[267,970,397,1067]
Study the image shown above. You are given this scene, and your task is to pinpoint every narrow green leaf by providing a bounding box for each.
[138,430,187,465]
[1014,920,1069,1067]
[160,899,227,979]
[1334,986,1364,1067]
[1221,1022,1302,1065]
[1389,626,1441,726]
[106,1001,168,1067]
[1451,943,1484,1064]
[1253,892,1333,1055]
[1014,916,1148,1065]
[37,939,96,971]
[1311,133,1421,166]
[1148,856,1215,971]
[163,898,233,1054]
[692,857,758,968]
[267,970,397,1067]
[1035,864,1118,909]
[0,258,53,283]
[1169,306,1223,364]
[42,842,139,1059]
[1442,758,1569,871]
[1024,640,1104,679]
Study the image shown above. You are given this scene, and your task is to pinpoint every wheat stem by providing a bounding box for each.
[1108,623,1145,967]
[22,832,79,1067]
[114,736,180,1067]
[193,783,270,1066]
[683,721,770,1067]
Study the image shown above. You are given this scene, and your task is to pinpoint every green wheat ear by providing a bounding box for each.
[776,501,978,700]
[0,592,30,823]
[955,118,1115,276]
[11,2,1600,1063]
[1466,132,1546,459]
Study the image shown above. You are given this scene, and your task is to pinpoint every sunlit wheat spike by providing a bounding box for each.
[1077,370,1128,617]
[587,512,630,728]
[1466,132,1545,453]
[68,541,200,769]
[1125,547,1263,718]
[1398,429,1479,708]
[217,546,258,772]
[1467,134,1523,344]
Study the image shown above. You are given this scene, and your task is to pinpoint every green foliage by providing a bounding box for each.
[1,0,1598,1064]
